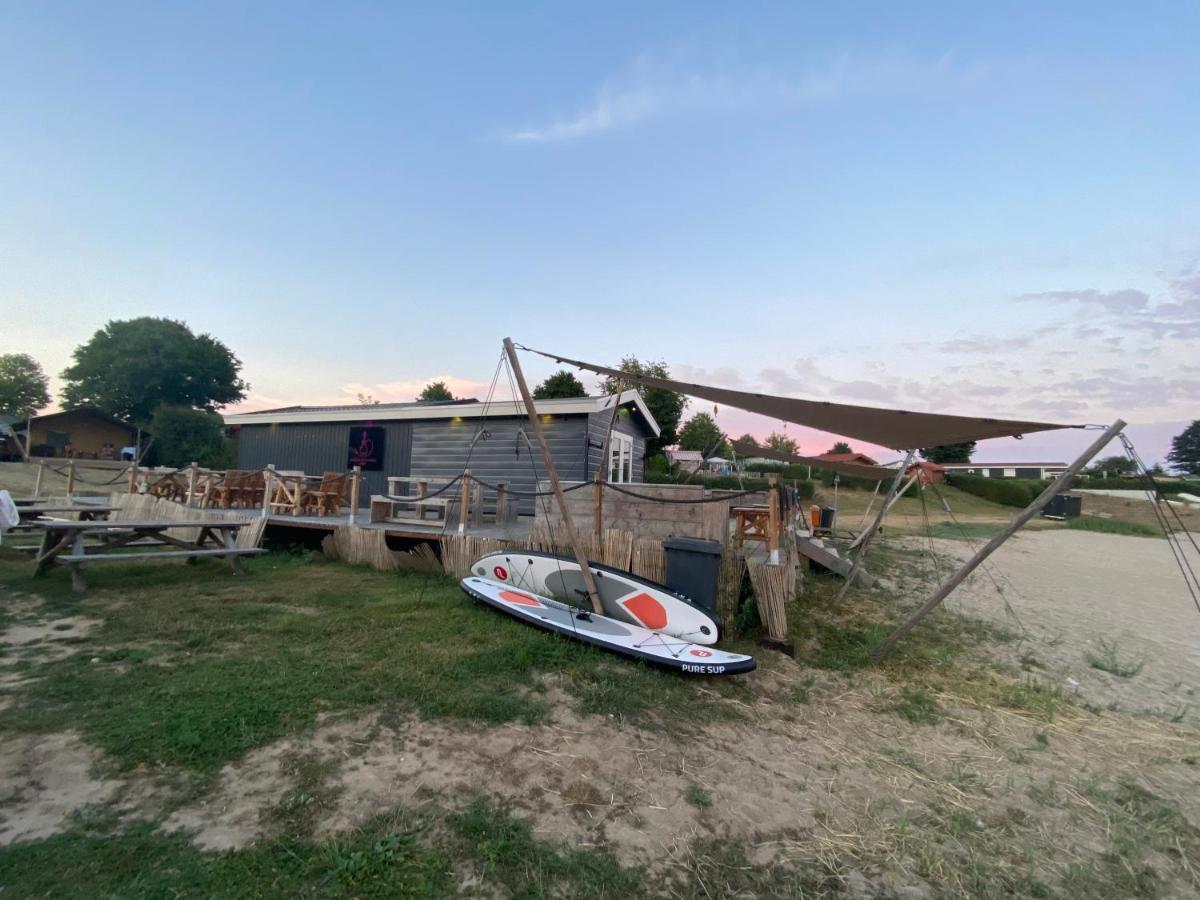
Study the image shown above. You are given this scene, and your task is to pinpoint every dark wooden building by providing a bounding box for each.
[223,393,660,514]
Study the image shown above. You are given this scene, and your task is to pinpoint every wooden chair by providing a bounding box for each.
[305,471,351,517]
[211,470,247,509]
[268,474,307,515]
[148,472,187,503]
[241,471,266,509]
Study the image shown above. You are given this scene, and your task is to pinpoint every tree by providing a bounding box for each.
[920,442,976,464]
[1167,421,1200,476]
[61,317,246,424]
[356,393,380,406]
[601,356,687,457]
[766,432,799,456]
[734,433,759,449]
[533,370,587,400]
[417,381,455,402]
[829,441,852,455]
[677,412,727,455]
[1088,455,1137,478]
[149,405,235,469]
[0,353,50,418]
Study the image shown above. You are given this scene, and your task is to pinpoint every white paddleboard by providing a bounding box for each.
[461,577,755,676]
[471,550,720,645]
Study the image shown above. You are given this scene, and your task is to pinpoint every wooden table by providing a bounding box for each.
[17,505,114,524]
[32,519,265,592]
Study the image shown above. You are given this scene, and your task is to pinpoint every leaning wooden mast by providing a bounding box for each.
[502,338,605,615]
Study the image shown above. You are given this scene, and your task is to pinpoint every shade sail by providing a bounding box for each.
[730,440,897,480]
[524,346,1077,451]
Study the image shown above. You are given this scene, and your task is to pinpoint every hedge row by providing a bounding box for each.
[947,474,1050,508]
[646,471,815,500]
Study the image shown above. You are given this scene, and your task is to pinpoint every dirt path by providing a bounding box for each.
[924,530,1200,723]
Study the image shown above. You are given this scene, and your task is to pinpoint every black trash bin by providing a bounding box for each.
[662,536,723,616]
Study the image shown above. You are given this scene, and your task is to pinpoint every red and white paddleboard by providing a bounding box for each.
[470,550,720,645]
[461,577,755,676]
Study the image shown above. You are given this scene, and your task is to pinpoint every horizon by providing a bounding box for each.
[4,3,1196,465]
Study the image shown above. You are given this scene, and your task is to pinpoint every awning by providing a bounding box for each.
[523,346,1077,450]
[731,440,897,480]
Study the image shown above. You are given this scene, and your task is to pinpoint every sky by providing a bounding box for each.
[2,2,1197,465]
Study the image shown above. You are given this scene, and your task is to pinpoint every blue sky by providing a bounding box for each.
[2,2,1197,462]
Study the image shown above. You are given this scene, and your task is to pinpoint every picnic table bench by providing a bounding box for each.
[31,519,265,592]
[17,505,113,523]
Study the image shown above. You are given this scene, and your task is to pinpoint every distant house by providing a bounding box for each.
[816,451,880,467]
[664,449,704,474]
[0,407,139,460]
[224,391,660,515]
[939,462,1068,480]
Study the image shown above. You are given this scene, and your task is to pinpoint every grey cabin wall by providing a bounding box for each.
[585,408,647,483]
[409,415,591,516]
[235,422,413,501]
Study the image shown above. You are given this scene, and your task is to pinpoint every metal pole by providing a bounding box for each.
[594,385,624,544]
[503,338,604,615]
[836,449,915,601]
[873,419,1126,660]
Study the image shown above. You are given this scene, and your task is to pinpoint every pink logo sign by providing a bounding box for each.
[493,565,509,581]
[689,649,713,658]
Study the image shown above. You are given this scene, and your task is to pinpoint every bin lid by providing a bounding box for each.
[662,536,723,554]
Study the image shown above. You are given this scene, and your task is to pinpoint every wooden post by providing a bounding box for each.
[458,469,471,534]
[503,338,604,615]
[34,460,45,498]
[22,416,32,461]
[873,419,1126,660]
[767,474,781,564]
[348,466,361,525]
[495,482,508,523]
[261,465,275,519]
[66,459,76,500]
[187,462,198,508]
[836,449,915,601]
[128,460,138,495]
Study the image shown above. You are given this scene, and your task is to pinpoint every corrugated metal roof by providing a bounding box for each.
[249,399,478,415]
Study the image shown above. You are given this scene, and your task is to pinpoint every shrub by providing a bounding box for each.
[947,474,1047,508]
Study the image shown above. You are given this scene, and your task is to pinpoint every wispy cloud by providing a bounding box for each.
[497,52,997,144]
[1016,288,1150,313]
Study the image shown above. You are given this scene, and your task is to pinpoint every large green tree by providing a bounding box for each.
[920,442,976,464]
[601,356,687,457]
[417,381,455,402]
[61,318,246,424]
[829,441,852,455]
[1088,455,1137,478]
[149,405,235,469]
[1167,421,1200,476]
[0,353,50,417]
[765,431,799,456]
[532,370,587,399]
[677,412,727,455]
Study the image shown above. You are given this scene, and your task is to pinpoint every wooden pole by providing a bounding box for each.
[187,461,198,508]
[767,473,781,564]
[261,465,275,519]
[128,460,138,494]
[594,385,624,543]
[34,460,45,498]
[873,419,1126,660]
[22,415,32,461]
[66,459,76,500]
[348,465,361,524]
[836,449,915,601]
[458,469,471,534]
[503,338,604,614]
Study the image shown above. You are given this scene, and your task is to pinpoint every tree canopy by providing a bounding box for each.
[677,412,727,455]
[829,441,852,455]
[765,432,799,456]
[417,381,455,402]
[532,370,587,400]
[149,405,235,469]
[1088,454,1137,478]
[601,356,687,457]
[61,318,247,424]
[1167,421,1200,476]
[920,442,976,464]
[734,433,759,449]
[0,353,50,418]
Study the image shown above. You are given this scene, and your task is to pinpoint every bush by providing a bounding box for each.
[149,405,236,469]
[947,474,1048,508]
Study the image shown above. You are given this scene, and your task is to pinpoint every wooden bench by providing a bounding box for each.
[31,519,265,592]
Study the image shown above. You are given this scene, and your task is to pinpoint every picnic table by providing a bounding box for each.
[17,505,114,524]
[31,519,265,592]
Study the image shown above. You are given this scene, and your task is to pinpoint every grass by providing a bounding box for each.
[1065,516,1161,538]
[0,552,751,774]
[685,784,713,808]
[1086,637,1147,679]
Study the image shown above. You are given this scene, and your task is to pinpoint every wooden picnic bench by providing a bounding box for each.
[31,519,265,592]
[17,505,114,524]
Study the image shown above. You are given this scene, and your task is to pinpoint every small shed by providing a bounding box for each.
[6,408,139,460]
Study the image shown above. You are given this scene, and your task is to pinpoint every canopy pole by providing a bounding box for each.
[594,382,624,544]
[873,418,1126,661]
[503,338,604,615]
[836,450,915,601]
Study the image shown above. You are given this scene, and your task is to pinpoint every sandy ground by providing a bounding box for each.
[922,530,1200,724]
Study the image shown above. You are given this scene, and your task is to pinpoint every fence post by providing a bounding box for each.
[128,460,138,495]
[348,466,361,525]
[459,469,471,534]
[187,461,198,508]
[34,459,45,498]
[261,465,275,519]
[496,482,508,524]
[767,474,781,564]
[66,459,77,500]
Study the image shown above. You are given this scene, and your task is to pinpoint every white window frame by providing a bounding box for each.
[608,433,634,483]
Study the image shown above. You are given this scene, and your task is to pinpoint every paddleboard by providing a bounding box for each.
[461,577,755,676]
[470,550,720,645]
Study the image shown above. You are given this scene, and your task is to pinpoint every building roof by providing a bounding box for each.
[10,406,137,433]
[816,451,881,466]
[666,449,704,462]
[223,390,662,437]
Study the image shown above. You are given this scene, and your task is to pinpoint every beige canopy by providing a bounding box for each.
[730,440,897,480]
[524,346,1076,450]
